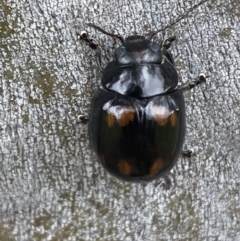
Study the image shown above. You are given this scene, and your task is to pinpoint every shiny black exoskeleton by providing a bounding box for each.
[78,7,208,182]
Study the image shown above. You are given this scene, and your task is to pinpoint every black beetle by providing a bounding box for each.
[78,1,209,182]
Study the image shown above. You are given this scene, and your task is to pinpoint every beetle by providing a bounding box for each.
[78,1,209,182]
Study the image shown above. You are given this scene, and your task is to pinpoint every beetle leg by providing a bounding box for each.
[77,31,103,72]
[179,73,209,92]
[95,47,103,72]
[161,36,176,65]
[181,149,195,157]
[77,115,89,124]
[162,36,176,50]
[162,49,175,65]
[78,31,99,49]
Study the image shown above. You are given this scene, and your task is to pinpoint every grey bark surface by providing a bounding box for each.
[0,0,240,240]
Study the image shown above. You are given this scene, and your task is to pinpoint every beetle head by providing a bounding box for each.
[115,36,162,65]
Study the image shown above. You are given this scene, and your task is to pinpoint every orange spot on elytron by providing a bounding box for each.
[117,107,135,127]
[118,159,131,176]
[106,106,135,127]
[151,105,169,126]
[169,111,177,127]
[106,113,115,127]
[149,158,165,176]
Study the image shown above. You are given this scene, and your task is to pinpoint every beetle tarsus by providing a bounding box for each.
[78,31,99,50]
[78,31,103,71]
[77,115,89,124]
[182,149,195,157]
[179,73,209,91]
[162,36,176,50]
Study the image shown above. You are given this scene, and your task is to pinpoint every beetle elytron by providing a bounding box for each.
[78,1,209,182]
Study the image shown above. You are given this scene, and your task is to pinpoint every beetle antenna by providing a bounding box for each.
[88,23,124,43]
[148,0,209,40]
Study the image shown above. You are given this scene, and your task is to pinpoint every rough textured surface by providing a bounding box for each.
[0,0,240,240]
